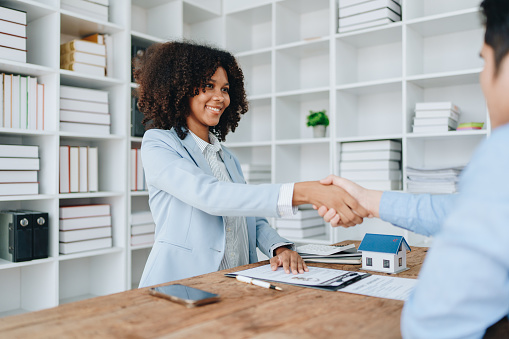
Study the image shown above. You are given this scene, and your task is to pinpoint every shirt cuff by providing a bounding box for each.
[270,242,296,258]
[277,183,298,217]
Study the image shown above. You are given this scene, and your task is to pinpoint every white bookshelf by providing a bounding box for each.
[0,0,489,316]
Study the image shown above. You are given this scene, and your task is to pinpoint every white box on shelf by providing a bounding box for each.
[59,237,112,254]
[339,0,401,19]
[60,85,109,103]
[131,223,155,235]
[0,182,38,195]
[59,226,112,242]
[59,215,112,231]
[341,150,401,161]
[131,211,154,225]
[415,102,460,112]
[340,160,400,171]
[131,233,155,246]
[339,8,401,28]
[341,140,401,152]
[60,122,110,135]
[60,204,111,219]
[0,18,26,37]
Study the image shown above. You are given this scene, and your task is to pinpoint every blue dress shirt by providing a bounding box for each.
[379,123,509,338]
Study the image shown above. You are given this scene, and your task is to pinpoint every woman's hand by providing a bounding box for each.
[270,247,309,274]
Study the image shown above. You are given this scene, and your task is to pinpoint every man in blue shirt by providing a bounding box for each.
[317,0,509,337]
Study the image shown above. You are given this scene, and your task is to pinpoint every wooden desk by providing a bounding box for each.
[0,242,427,339]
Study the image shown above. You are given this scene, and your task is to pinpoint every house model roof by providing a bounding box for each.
[358,233,411,254]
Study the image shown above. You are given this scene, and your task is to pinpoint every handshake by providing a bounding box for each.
[294,175,383,228]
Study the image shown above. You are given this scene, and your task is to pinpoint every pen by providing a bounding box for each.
[236,275,283,291]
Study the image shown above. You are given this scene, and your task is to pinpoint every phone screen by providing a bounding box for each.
[151,284,219,302]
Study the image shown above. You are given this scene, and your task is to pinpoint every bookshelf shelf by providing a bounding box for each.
[0,0,490,316]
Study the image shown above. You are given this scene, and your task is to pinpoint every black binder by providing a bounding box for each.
[17,210,49,259]
[0,211,33,262]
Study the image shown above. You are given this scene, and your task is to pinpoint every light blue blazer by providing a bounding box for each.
[138,128,291,287]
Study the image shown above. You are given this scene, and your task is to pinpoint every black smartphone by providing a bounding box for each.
[149,284,220,308]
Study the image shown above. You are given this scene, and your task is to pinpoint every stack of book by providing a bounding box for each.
[413,102,460,133]
[0,144,39,196]
[1,74,45,130]
[61,0,109,22]
[340,140,402,190]
[59,204,112,254]
[60,85,110,135]
[0,6,27,63]
[60,39,106,77]
[457,122,484,131]
[131,211,155,247]
[297,243,362,264]
[241,164,271,184]
[276,207,325,239]
[59,145,98,193]
[406,166,464,194]
[338,0,401,33]
[130,148,146,191]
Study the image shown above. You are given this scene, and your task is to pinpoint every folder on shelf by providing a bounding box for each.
[16,210,49,260]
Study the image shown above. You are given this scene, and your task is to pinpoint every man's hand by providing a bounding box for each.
[317,175,383,227]
[293,181,369,227]
[269,247,309,274]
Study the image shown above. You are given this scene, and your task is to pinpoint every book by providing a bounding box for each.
[131,223,155,235]
[27,76,37,130]
[130,149,137,191]
[60,122,110,135]
[60,204,110,219]
[414,109,460,120]
[0,45,26,63]
[297,243,356,255]
[341,140,401,152]
[339,8,401,28]
[3,74,11,127]
[415,102,460,112]
[131,233,155,246]
[59,146,70,193]
[37,83,44,130]
[276,217,324,229]
[457,122,484,130]
[341,169,401,181]
[79,146,88,192]
[412,125,455,133]
[0,6,27,25]
[0,157,40,170]
[69,146,79,193]
[338,17,395,33]
[59,226,111,242]
[277,225,325,238]
[339,0,401,18]
[59,215,112,231]
[60,85,108,103]
[131,211,154,225]
[0,144,38,158]
[340,160,400,171]
[60,39,106,56]
[104,34,113,77]
[60,110,111,125]
[0,182,38,195]
[60,61,106,77]
[19,76,27,129]
[413,117,458,127]
[131,96,145,137]
[339,0,400,8]
[60,51,106,67]
[304,257,362,264]
[0,19,26,37]
[354,180,402,190]
[61,0,108,22]
[0,170,37,183]
[88,147,98,191]
[60,98,108,113]
[59,237,112,254]
[341,150,401,161]
[0,31,26,51]
[137,148,144,191]
[11,75,19,128]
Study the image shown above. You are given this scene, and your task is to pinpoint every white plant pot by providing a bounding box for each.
[312,125,327,138]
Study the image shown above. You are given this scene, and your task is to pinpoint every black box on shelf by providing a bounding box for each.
[0,211,33,262]
[17,210,49,259]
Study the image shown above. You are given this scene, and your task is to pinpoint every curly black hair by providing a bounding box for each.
[481,0,509,73]
[133,40,248,141]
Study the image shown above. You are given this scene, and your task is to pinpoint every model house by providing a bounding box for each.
[358,233,411,274]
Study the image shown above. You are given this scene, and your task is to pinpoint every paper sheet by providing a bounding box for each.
[340,274,417,301]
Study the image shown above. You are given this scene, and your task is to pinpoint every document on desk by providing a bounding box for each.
[340,274,418,301]
[226,264,370,291]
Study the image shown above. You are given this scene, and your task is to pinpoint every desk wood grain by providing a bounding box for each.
[0,241,428,339]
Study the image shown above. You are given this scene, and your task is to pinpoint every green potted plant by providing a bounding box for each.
[306,109,329,138]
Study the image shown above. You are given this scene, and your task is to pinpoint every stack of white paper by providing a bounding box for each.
[276,207,325,238]
[338,0,401,34]
[131,211,155,247]
[406,166,464,194]
[0,144,39,195]
[340,140,402,190]
[59,204,112,254]
[413,102,461,134]
[61,0,109,23]
[241,164,271,184]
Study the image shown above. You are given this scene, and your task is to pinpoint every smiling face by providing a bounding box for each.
[480,43,509,129]
[187,67,230,141]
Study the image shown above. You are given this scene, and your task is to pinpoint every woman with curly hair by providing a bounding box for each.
[134,41,367,287]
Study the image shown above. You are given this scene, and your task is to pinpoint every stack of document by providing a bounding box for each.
[413,102,460,133]
[340,139,402,191]
[406,166,464,194]
[276,207,325,239]
[61,0,109,22]
[338,0,401,33]
[60,39,107,77]
[0,144,39,196]
[297,243,362,264]
[131,211,155,247]
[241,164,271,184]
[0,6,27,63]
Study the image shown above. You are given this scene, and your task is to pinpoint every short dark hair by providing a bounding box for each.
[133,41,248,141]
[481,0,509,73]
